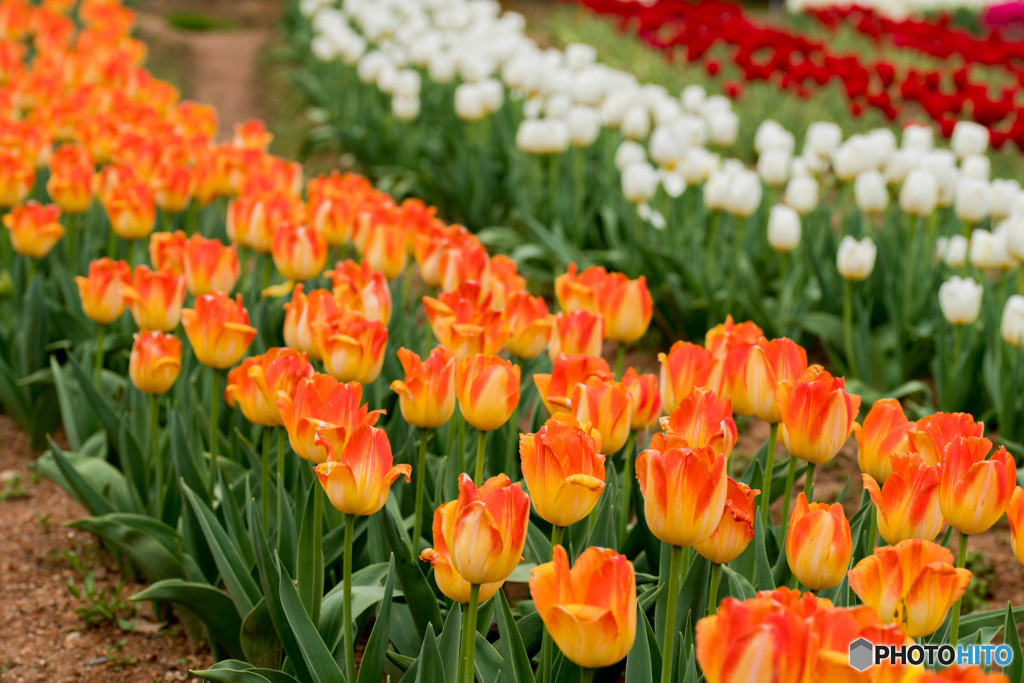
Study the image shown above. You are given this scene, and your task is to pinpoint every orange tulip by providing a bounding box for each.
[328,259,392,323]
[600,272,653,344]
[744,337,808,424]
[314,310,388,385]
[487,255,525,310]
[938,436,1015,535]
[390,346,457,429]
[658,341,719,415]
[777,365,861,465]
[414,224,472,287]
[75,257,131,324]
[277,374,383,464]
[183,234,240,296]
[232,119,273,151]
[533,353,613,415]
[455,353,520,432]
[695,478,759,565]
[908,412,985,466]
[548,310,604,360]
[227,192,305,254]
[224,348,314,427]
[848,539,972,638]
[438,241,490,292]
[103,178,155,241]
[910,667,1012,683]
[520,413,605,527]
[129,330,182,395]
[562,377,633,455]
[0,148,33,208]
[419,504,505,604]
[705,316,764,417]
[150,158,193,214]
[810,604,913,683]
[854,399,913,484]
[786,493,852,590]
[123,265,186,332]
[314,425,410,516]
[3,201,64,258]
[659,387,738,459]
[622,367,662,431]
[635,444,728,547]
[149,230,186,275]
[181,292,257,369]
[862,453,944,545]
[502,290,553,360]
[429,473,530,585]
[46,144,92,214]
[1009,487,1024,567]
[423,286,509,358]
[357,223,407,279]
[283,285,337,360]
[529,545,636,669]
[272,222,328,282]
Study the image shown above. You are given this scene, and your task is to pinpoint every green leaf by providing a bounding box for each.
[625,601,655,683]
[355,555,396,683]
[240,598,281,670]
[276,556,346,683]
[50,356,83,451]
[495,589,535,683]
[753,509,776,590]
[131,580,244,659]
[297,482,324,626]
[383,504,443,639]
[721,565,757,601]
[412,623,445,683]
[1002,602,1023,683]
[438,605,463,683]
[585,460,618,551]
[37,440,128,514]
[191,659,299,683]
[67,513,185,583]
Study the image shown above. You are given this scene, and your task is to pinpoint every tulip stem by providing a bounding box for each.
[343,513,356,683]
[760,423,779,529]
[276,428,285,534]
[661,545,684,683]
[261,428,271,530]
[614,343,626,379]
[867,503,878,553]
[457,413,466,478]
[209,366,220,495]
[540,525,565,683]
[94,325,105,388]
[803,462,816,501]
[310,481,323,628]
[150,393,162,512]
[463,583,481,683]
[618,431,636,544]
[579,668,595,683]
[707,563,722,617]
[780,455,797,526]
[949,531,969,646]
[505,404,519,479]
[474,429,487,485]
[412,430,429,549]
[843,279,859,379]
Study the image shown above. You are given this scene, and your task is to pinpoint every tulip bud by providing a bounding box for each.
[725,170,762,218]
[103,179,155,241]
[991,179,1020,219]
[853,398,912,484]
[502,291,553,360]
[277,374,382,464]
[1004,293,1024,347]
[955,178,991,224]
[658,341,718,415]
[390,346,457,429]
[549,310,604,360]
[621,161,659,204]
[123,265,187,332]
[862,453,944,545]
[150,231,186,275]
[899,169,939,216]
[3,202,64,258]
[356,223,406,279]
[622,367,661,431]
[0,149,34,208]
[767,204,801,253]
[181,292,257,369]
[744,337,808,424]
[419,504,505,604]
[224,348,313,427]
[564,378,632,455]
[314,425,410,516]
[786,493,852,590]
[327,259,392,324]
[939,436,1015,535]
[757,148,791,188]
[777,366,861,465]
[936,235,968,268]
[129,331,182,395]
[272,223,328,282]
[836,235,877,281]
[694,478,758,565]
[1008,487,1024,567]
[315,310,388,385]
[902,124,933,151]
[635,444,728,547]
[566,105,600,148]
[707,110,738,147]
[854,170,888,214]
[805,121,842,157]
[75,258,131,325]
[659,387,737,459]
[183,234,240,297]
[939,276,983,326]
[455,353,520,432]
[784,175,818,215]
[951,121,989,159]
[705,316,763,417]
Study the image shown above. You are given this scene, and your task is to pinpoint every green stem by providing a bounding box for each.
[803,462,816,501]
[261,428,271,526]
[780,455,797,526]
[474,429,488,485]
[412,430,429,549]
[843,279,859,379]
[276,428,285,531]
[614,343,626,379]
[618,432,636,544]
[65,213,77,266]
[457,414,466,477]
[128,239,137,267]
[661,545,685,683]
[343,513,356,683]
[707,563,722,617]
[547,154,559,226]
[463,583,481,683]
[868,503,878,554]
[541,524,565,683]
[94,325,105,388]
[150,393,161,512]
[107,226,116,259]
[310,481,323,628]
[505,404,519,479]
[209,366,220,495]
[949,531,969,646]
[579,668,595,683]
[760,423,779,529]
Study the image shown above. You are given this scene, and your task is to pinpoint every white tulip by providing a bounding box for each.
[311,35,338,61]
[951,121,990,159]
[570,68,607,106]
[659,168,686,198]
[936,236,968,268]
[784,176,819,215]
[939,276,983,325]
[960,154,990,181]
[544,93,572,119]
[679,147,718,185]
[566,106,600,148]
[621,105,651,140]
[899,169,939,216]
[1005,216,1024,262]
[600,90,635,128]
[539,66,571,97]
[478,79,504,115]
[515,119,569,155]
[805,122,843,157]
[836,236,877,281]
[754,120,794,154]
[392,95,420,122]
[454,83,486,121]
[565,43,597,71]
[866,129,897,168]
[680,85,706,112]
[707,110,739,147]
[854,170,888,214]
[701,95,733,117]
[393,69,421,99]
[428,52,457,83]
[615,141,647,171]
[969,229,1001,270]
[1002,295,1024,347]
[902,124,933,151]
[622,161,659,204]
[993,220,1017,270]
[652,98,681,127]
[726,170,763,218]
[955,178,991,224]
[670,115,707,148]
[704,170,731,211]
[757,149,791,187]
[767,204,801,252]
[927,150,959,207]
[649,126,683,168]
[458,54,495,82]
[883,148,922,186]
[357,51,389,84]
[832,137,868,182]
[991,179,1021,220]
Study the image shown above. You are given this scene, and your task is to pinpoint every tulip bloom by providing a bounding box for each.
[938,436,1015,535]
[548,310,604,360]
[502,290,553,360]
[777,366,861,465]
[786,493,852,590]
[75,258,131,324]
[454,353,520,432]
[622,367,661,431]
[658,341,719,415]
[419,505,505,604]
[273,223,328,282]
[282,285,343,361]
[659,387,738,459]
[529,545,636,669]
[428,473,530,585]
[854,398,913,484]
[314,310,388,385]
[103,178,155,241]
[438,241,490,292]
[151,159,193,214]
[277,374,383,464]
[743,337,807,423]
[3,202,64,258]
[129,331,182,395]
[357,223,407,279]
[520,414,605,527]
[423,288,509,358]
[635,445,728,547]
[908,412,985,466]
[149,231,186,275]
[533,353,612,415]
[181,292,257,369]
[183,234,240,296]
[123,265,187,332]
[705,316,764,417]
[562,378,632,455]
[695,478,759,565]
[554,263,652,344]
[1008,487,1024,567]
[224,348,313,427]
[862,453,944,545]
[328,259,391,323]
[0,149,33,208]
[46,144,93,214]
[313,425,410,516]
[390,346,457,429]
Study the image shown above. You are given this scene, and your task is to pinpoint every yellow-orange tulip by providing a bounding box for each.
[75,258,131,324]
[635,444,728,547]
[3,201,64,258]
[705,316,764,417]
[0,148,33,208]
[150,158,193,214]
[455,353,520,432]
[862,453,944,545]
[529,545,636,669]
[548,310,604,360]
[149,230,186,275]
[854,398,913,484]
[233,119,273,151]
[128,331,182,395]
[181,292,257,369]
[554,263,652,344]
[227,192,305,253]
[314,425,410,516]
[908,412,985,466]
[103,178,155,241]
[282,286,342,361]
[695,478,759,565]
[357,223,407,279]
[658,341,719,415]
[777,365,861,465]
[428,473,529,585]
[390,346,457,429]
[419,504,505,604]
[502,290,553,360]
[277,374,383,464]
[1008,487,1024,567]
[423,286,509,358]
[910,667,1012,683]
[46,144,92,214]
[744,337,808,424]
[272,222,328,282]
[554,262,601,313]
[659,387,738,459]
[520,413,605,527]
[786,493,852,590]
[183,234,240,296]
[848,539,972,638]
[562,377,632,455]
[938,436,1015,535]
[328,259,392,323]
[622,367,661,431]
[810,604,913,683]
[123,265,186,332]
[487,254,525,310]
[438,241,489,293]
[532,353,612,415]
[224,348,313,427]
[314,310,388,385]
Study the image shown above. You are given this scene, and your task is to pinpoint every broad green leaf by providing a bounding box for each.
[67,513,185,583]
[276,556,346,683]
[438,605,463,683]
[625,601,655,683]
[36,441,129,513]
[495,590,535,683]
[131,579,243,660]
[383,505,443,639]
[191,659,299,683]
[355,556,396,683]
[1002,602,1023,683]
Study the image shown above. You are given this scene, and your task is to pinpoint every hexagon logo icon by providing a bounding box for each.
[849,637,874,672]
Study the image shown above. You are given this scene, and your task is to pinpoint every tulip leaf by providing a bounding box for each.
[438,604,463,683]
[297,481,324,625]
[511,610,543,654]
[404,622,444,683]
[191,658,300,683]
[276,550,345,682]
[625,601,655,683]
[524,519,552,565]
[50,356,84,451]
[67,513,185,584]
[721,564,757,601]
[355,555,396,683]
[131,579,244,659]
[1003,602,1023,683]
[240,598,282,670]
[753,509,776,590]
[383,504,444,639]
[39,439,120,516]
[586,459,618,551]
[495,589,535,683]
